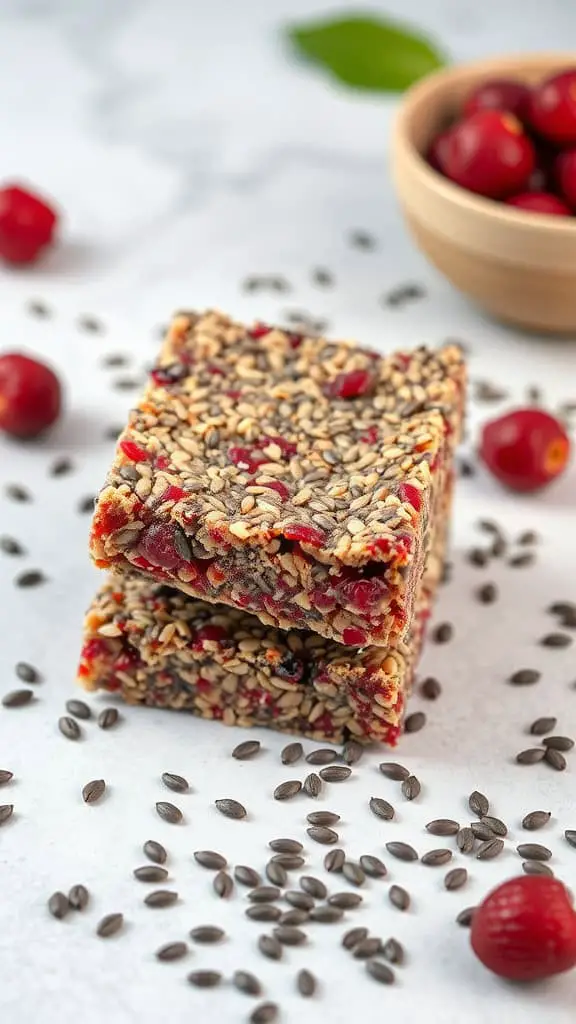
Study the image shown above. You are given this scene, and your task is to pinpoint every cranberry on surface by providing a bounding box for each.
[528,68,576,145]
[0,352,61,438]
[480,408,570,492]
[471,876,576,981]
[0,184,58,265]
[443,111,535,199]
[554,147,576,208]
[426,128,453,174]
[505,191,571,215]
[463,77,531,121]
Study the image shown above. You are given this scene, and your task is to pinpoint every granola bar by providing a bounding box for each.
[90,310,464,647]
[77,576,432,746]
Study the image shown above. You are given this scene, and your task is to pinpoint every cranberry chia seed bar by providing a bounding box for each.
[90,310,464,647]
[78,576,431,746]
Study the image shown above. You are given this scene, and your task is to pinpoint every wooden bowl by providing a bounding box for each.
[391,53,576,334]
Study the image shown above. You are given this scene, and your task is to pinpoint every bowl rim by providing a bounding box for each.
[393,51,576,234]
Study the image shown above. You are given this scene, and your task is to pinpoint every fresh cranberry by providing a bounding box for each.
[398,482,423,511]
[528,69,576,145]
[0,184,58,264]
[119,439,149,462]
[443,111,535,199]
[427,127,453,173]
[228,446,266,473]
[283,524,326,548]
[505,191,571,215]
[463,77,531,120]
[248,322,272,339]
[325,369,376,400]
[342,626,368,646]
[480,407,570,492]
[554,148,576,209]
[339,577,388,613]
[0,353,61,439]
[471,876,576,981]
[138,523,187,570]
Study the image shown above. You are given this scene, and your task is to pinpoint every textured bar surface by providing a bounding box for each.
[90,310,464,646]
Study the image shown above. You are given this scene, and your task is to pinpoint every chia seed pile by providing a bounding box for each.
[0,284,575,1024]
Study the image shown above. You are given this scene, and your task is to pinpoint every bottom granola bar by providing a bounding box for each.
[77,575,433,746]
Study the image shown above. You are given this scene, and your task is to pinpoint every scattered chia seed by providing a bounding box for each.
[96,913,123,937]
[49,457,73,477]
[342,739,364,764]
[401,775,421,801]
[530,716,557,735]
[389,885,410,911]
[3,689,34,708]
[143,840,167,864]
[269,838,303,854]
[386,842,418,862]
[349,229,376,249]
[307,825,339,845]
[82,779,106,804]
[522,811,551,830]
[0,536,25,556]
[274,781,302,801]
[318,765,351,782]
[303,773,322,797]
[471,821,496,841]
[404,712,427,733]
[161,772,189,792]
[65,699,91,720]
[233,970,262,996]
[516,843,552,861]
[0,771,13,785]
[467,547,489,567]
[432,622,453,644]
[421,849,452,866]
[541,632,572,648]
[510,667,542,686]
[280,742,303,765]
[379,762,409,781]
[251,1002,279,1024]
[258,934,282,960]
[78,315,103,333]
[469,791,490,816]
[155,801,182,824]
[15,662,39,684]
[297,968,317,996]
[98,707,119,729]
[481,815,508,837]
[382,938,404,964]
[369,797,395,821]
[68,884,89,910]
[248,886,280,903]
[307,811,340,826]
[5,484,31,503]
[477,583,498,604]
[213,872,233,897]
[190,925,225,943]
[342,926,368,949]
[427,819,460,836]
[545,747,567,771]
[384,283,426,308]
[420,677,442,700]
[306,748,337,765]
[187,970,221,988]
[77,495,96,514]
[48,892,69,919]
[359,854,387,878]
[235,865,262,887]
[516,748,547,764]
[285,891,314,911]
[266,861,287,887]
[247,904,282,922]
[273,925,307,946]
[509,552,535,568]
[324,848,345,872]
[133,865,168,882]
[328,891,363,909]
[542,736,574,751]
[476,838,504,860]
[366,960,395,984]
[565,830,576,848]
[232,739,261,760]
[156,941,188,962]
[144,889,178,907]
[522,861,553,877]
[309,904,343,923]
[15,570,47,588]
[58,716,80,739]
[280,909,309,926]
[456,907,476,927]
[444,868,468,891]
[194,850,227,870]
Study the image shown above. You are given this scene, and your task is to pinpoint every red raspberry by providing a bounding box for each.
[528,68,576,145]
[0,184,58,264]
[325,369,375,400]
[471,876,576,981]
[554,148,576,209]
[505,191,571,216]
[480,407,570,492]
[463,77,531,120]
[0,352,61,438]
[443,111,534,199]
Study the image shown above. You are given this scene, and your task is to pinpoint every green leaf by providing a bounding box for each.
[287,13,446,92]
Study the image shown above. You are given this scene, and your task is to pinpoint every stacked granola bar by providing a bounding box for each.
[79,310,465,744]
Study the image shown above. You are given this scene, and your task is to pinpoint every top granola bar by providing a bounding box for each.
[90,310,465,647]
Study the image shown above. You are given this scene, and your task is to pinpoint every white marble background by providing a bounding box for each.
[2,3,576,1024]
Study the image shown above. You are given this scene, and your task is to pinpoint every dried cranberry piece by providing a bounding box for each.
[360,425,379,445]
[287,332,303,349]
[138,523,190,570]
[339,576,388,613]
[260,480,290,501]
[259,435,297,458]
[275,652,305,683]
[119,439,148,463]
[248,322,272,339]
[150,363,189,387]
[228,446,267,473]
[283,524,326,548]
[325,369,376,400]
[342,627,368,646]
[398,482,423,511]
[194,624,227,646]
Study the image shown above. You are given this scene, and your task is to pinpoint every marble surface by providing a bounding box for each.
[1,2,576,1023]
